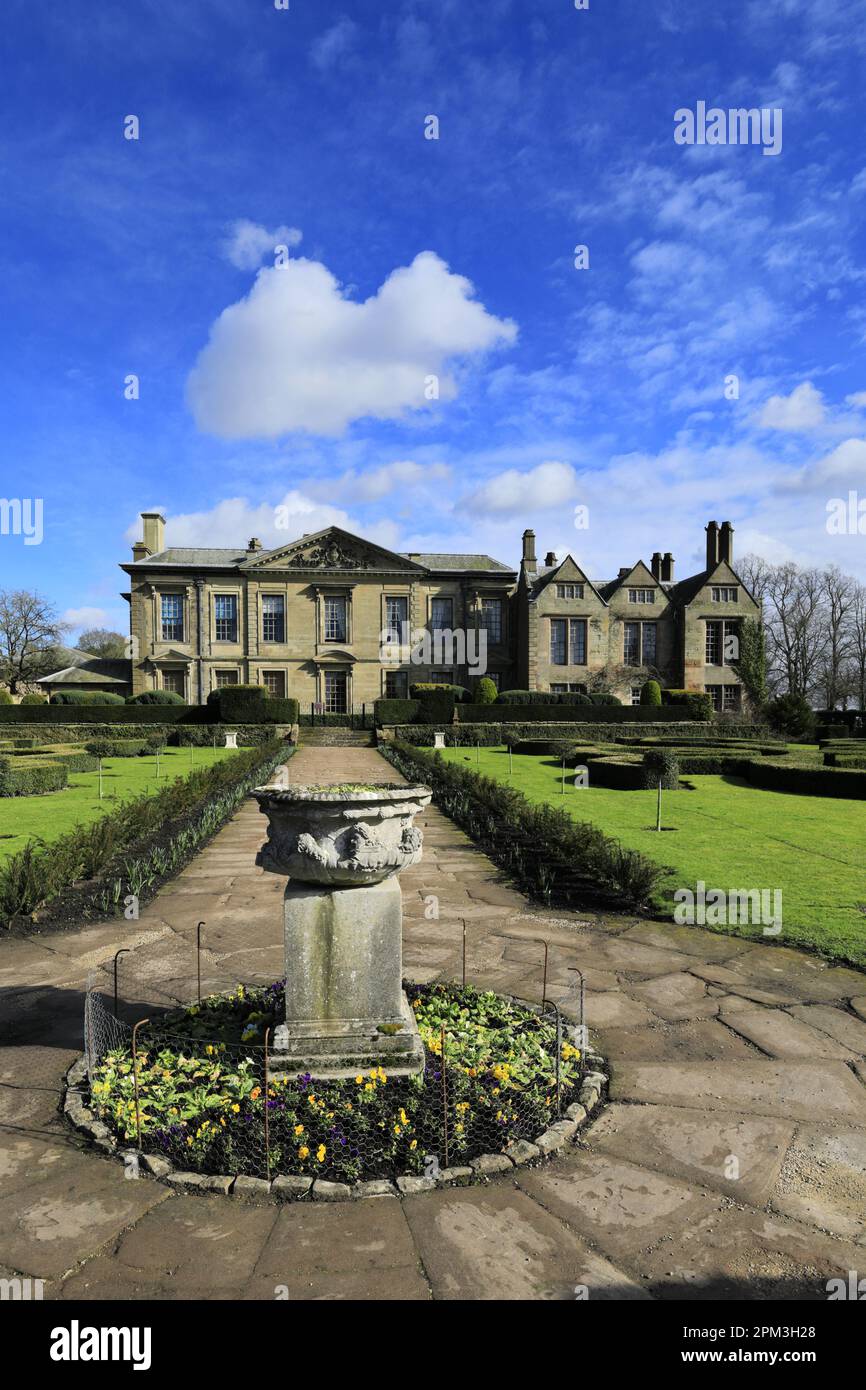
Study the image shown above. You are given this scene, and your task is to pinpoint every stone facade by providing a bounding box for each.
[120,514,516,708]
[120,512,759,710]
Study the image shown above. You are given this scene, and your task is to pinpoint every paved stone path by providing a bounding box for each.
[1,745,865,1300]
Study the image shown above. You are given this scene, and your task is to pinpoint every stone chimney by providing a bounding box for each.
[544,550,557,567]
[247,537,263,553]
[662,552,675,583]
[705,520,719,572]
[140,511,166,557]
[521,528,537,574]
[718,521,734,565]
[651,552,663,581]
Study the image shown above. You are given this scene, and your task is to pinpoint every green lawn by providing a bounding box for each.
[0,747,238,861]
[441,747,866,968]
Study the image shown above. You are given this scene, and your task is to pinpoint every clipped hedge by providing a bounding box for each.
[382,741,669,909]
[374,698,421,726]
[457,704,710,725]
[0,758,69,796]
[741,759,866,799]
[0,702,298,726]
[495,690,593,707]
[0,739,291,930]
[84,739,148,758]
[661,689,714,720]
[49,690,126,705]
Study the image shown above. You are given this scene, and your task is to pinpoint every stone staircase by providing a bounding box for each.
[298,725,375,748]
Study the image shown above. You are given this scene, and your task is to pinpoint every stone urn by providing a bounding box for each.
[252,783,432,887]
[253,780,432,1077]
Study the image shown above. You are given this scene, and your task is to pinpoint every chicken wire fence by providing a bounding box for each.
[78,929,589,1186]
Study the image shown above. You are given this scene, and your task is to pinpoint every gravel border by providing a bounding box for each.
[63,1047,608,1201]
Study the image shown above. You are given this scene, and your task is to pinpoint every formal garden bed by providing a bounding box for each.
[0,738,292,932]
[426,742,866,968]
[66,980,606,1198]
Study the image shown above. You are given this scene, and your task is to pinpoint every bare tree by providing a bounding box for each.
[816,566,856,709]
[0,590,69,694]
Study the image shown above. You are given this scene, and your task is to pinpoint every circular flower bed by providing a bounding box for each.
[86,982,587,1184]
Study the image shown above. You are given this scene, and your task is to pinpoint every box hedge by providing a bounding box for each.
[0,701,298,726]
[0,758,69,796]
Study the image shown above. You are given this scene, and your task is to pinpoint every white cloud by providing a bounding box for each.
[757,381,827,431]
[222,219,303,271]
[63,606,111,629]
[187,250,516,438]
[136,492,404,555]
[329,460,451,502]
[310,17,359,71]
[463,461,578,516]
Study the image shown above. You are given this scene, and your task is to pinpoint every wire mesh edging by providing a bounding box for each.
[79,975,589,1187]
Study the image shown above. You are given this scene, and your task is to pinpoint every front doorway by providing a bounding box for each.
[323,670,349,714]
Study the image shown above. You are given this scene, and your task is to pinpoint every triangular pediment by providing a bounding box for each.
[616,561,659,590]
[242,526,427,574]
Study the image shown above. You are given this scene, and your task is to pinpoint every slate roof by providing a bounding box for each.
[38,657,131,687]
[125,543,515,576]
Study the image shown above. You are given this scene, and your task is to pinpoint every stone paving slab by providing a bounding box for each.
[0,1155,170,1278]
[596,1019,762,1063]
[112,1192,278,1291]
[637,1207,866,1301]
[400,1185,650,1300]
[585,1103,795,1206]
[610,1060,866,1123]
[786,1003,866,1056]
[517,1152,724,1261]
[718,1004,858,1060]
[769,1125,866,1242]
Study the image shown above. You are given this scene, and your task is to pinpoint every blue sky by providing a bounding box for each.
[2,0,866,638]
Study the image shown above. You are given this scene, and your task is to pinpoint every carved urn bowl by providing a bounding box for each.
[253,782,432,887]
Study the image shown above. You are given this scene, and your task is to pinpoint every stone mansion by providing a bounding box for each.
[120,512,758,713]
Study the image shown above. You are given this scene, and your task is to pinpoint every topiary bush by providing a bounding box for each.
[20,693,46,706]
[474,677,498,705]
[50,690,126,705]
[642,749,681,789]
[0,690,12,705]
[127,691,186,705]
[640,680,662,707]
[661,689,713,720]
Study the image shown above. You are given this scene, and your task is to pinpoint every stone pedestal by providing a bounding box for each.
[272,876,423,1078]
[433,731,446,749]
[224,731,238,749]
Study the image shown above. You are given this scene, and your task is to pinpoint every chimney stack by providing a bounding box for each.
[662,552,675,583]
[651,552,663,581]
[719,521,734,565]
[705,520,719,572]
[544,550,557,567]
[141,511,166,557]
[521,528,537,573]
[247,537,263,552]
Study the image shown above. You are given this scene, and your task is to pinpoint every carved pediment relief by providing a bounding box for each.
[247,526,425,574]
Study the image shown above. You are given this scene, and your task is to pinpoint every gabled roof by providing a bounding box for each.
[529,555,609,605]
[603,559,664,600]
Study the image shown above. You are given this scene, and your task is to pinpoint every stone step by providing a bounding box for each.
[298,727,375,747]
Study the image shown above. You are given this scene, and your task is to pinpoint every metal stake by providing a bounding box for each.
[197,921,205,1004]
[441,1022,449,1170]
[264,1028,271,1184]
[112,948,130,1019]
[132,1018,150,1150]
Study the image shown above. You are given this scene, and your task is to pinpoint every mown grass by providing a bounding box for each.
[441,746,866,968]
[0,748,236,861]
